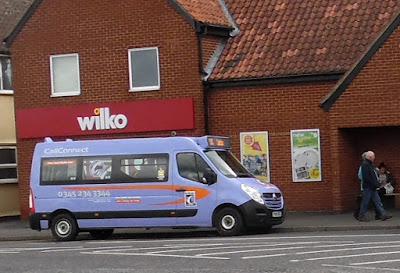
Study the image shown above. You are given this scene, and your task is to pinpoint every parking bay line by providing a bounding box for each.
[297,240,400,255]
[291,250,400,262]
[323,264,400,272]
[296,244,400,255]
[81,251,230,260]
[351,258,400,266]
[148,241,333,255]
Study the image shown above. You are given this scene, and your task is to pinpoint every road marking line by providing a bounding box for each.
[81,251,229,260]
[351,258,400,266]
[297,240,400,254]
[291,250,400,262]
[199,246,306,257]
[41,246,130,253]
[148,241,327,254]
[242,253,287,259]
[322,264,400,272]
[296,244,400,255]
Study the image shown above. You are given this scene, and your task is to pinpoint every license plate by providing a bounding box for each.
[272,211,282,217]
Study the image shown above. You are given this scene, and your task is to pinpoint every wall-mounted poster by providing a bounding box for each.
[240,131,270,182]
[291,129,322,182]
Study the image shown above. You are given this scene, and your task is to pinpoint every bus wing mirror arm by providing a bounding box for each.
[203,168,217,185]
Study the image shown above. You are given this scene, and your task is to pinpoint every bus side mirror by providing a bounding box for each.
[203,168,217,185]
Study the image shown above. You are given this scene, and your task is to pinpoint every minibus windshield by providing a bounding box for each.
[205,150,253,178]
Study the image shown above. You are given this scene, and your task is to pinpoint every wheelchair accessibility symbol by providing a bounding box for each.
[185,191,197,207]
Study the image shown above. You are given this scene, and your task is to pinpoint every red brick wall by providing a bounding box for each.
[202,35,222,68]
[330,26,400,126]
[330,26,400,211]
[10,0,206,219]
[208,81,336,211]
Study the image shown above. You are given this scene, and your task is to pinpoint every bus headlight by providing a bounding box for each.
[241,184,264,205]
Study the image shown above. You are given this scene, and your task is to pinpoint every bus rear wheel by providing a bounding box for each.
[51,214,79,241]
[215,207,243,236]
[89,229,114,240]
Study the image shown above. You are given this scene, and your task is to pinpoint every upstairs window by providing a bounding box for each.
[50,54,81,97]
[0,146,17,183]
[0,56,13,94]
[128,47,160,92]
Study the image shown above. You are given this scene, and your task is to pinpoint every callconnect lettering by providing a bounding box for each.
[77,107,128,131]
[44,147,89,154]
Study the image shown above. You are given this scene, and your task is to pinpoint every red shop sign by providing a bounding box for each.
[16,98,195,139]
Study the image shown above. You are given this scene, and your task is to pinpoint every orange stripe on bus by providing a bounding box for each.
[62,185,210,205]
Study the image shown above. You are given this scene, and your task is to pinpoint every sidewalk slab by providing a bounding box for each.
[0,210,399,241]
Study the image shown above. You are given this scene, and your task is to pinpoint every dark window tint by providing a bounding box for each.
[120,154,168,182]
[41,158,77,185]
[0,148,16,164]
[177,153,215,183]
[0,168,17,180]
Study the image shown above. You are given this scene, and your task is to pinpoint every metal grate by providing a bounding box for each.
[262,193,283,210]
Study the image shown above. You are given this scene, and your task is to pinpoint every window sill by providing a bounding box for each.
[51,92,80,97]
[0,179,18,184]
[129,86,160,92]
[0,90,14,95]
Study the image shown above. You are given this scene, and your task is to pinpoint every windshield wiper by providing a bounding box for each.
[236,173,253,177]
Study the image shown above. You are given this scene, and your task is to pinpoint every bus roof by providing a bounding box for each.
[34,136,231,158]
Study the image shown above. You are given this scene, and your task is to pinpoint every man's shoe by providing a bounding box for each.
[381,215,393,221]
[359,216,370,222]
[375,216,380,220]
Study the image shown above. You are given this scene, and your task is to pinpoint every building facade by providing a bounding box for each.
[0,0,32,217]
[5,0,400,219]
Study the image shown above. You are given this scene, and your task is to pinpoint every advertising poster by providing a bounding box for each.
[291,129,322,182]
[240,131,270,182]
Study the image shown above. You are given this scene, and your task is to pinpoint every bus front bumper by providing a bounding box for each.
[239,200,285,228]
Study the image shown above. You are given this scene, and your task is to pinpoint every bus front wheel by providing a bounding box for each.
[215,207,243,236]
[51,214,79,241]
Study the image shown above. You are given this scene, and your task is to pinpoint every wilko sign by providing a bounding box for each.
[16,98,194,139]
[77,107,128,131]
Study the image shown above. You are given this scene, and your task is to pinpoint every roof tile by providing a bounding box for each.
[175,0,231,27]
[210,0,400,81]
[0,0,33,53]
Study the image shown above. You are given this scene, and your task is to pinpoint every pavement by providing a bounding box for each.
[1,209,400,241]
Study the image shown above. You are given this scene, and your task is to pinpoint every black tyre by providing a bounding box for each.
[215,207,243,236]
[51,214,79,241]
[89,229,114,240]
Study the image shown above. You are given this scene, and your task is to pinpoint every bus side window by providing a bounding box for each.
[119,154,168,182]
[41,158,77,185]
[177,153,215,184]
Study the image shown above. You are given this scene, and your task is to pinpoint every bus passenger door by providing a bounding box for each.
[173,152,217,226]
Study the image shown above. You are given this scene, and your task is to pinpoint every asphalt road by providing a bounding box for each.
[2,230,400,273]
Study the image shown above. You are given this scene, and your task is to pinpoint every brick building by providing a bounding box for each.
[5,0,400,219]
[0,0,32,217]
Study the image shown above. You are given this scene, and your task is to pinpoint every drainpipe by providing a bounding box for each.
[195,22,210,135]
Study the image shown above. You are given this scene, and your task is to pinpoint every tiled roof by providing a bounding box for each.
[0,0,33,53]
[175,0,232,27]
[210,0,400,80]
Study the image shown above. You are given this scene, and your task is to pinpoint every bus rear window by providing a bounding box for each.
[41,158,77,185]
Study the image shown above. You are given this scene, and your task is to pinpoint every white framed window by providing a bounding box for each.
[50,53,81,97]
[0,56,13,94]
[0,146,17,184]
[128,47,160,92]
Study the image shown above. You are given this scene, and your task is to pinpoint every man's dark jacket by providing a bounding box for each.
[361,159,379,190]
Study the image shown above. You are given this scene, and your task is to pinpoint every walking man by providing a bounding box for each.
[358,151,392,222]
